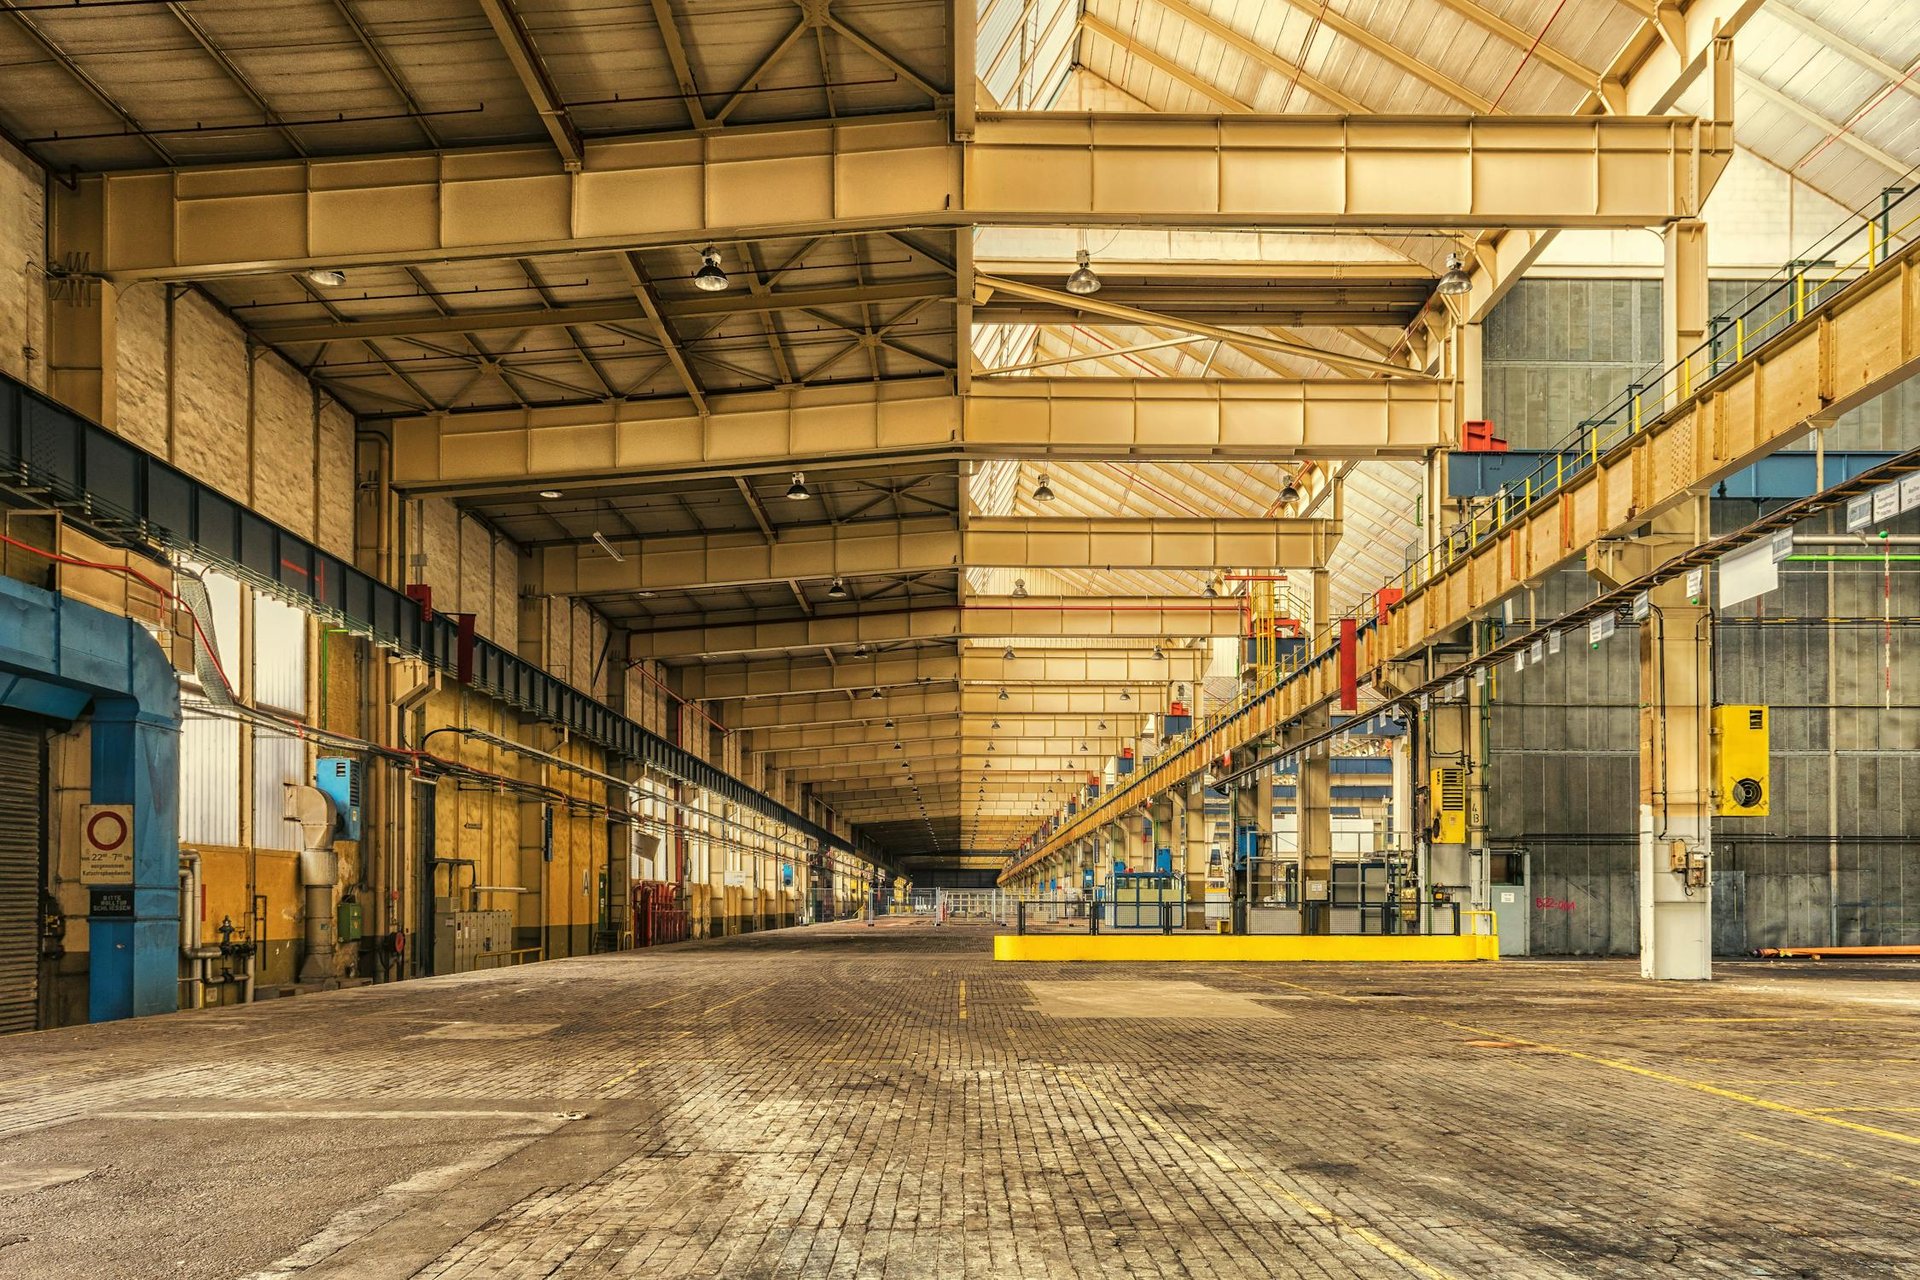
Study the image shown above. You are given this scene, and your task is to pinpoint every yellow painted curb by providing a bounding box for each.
[992,933,1499,962]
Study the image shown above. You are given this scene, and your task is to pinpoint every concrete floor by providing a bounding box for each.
[3,922,1919,1278]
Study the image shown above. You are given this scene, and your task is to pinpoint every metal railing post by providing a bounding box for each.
[1016,900,1027,935]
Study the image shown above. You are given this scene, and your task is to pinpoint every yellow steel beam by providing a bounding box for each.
[391,376,1456,497]
[682,646,1204,700]
[751,713,1151,751]
[974,273,1416,378]
[726,686,962,728]
[53,110,1729,283]
[537,515,1336,595]
[626,597,1242,660]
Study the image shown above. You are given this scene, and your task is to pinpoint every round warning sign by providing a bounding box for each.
[79,804,135,884]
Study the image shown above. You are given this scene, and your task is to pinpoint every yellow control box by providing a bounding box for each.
[1430,767,1467,843]
[1712,704,1770,817]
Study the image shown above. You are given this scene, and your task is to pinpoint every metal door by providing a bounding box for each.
[1489,850,1530,957]
[0,713,47,1033]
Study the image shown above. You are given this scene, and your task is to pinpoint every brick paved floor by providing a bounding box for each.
[3,919,1919,1278]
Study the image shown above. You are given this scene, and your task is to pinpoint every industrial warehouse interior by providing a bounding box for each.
[0,0,1917,1275]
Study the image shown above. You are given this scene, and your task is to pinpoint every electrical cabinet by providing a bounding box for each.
[1430,768,1468,844]
[1712,704,1770,817]
[315,757,362,840]
[432,909,514,975]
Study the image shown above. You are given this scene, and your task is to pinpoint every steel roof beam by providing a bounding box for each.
[534,515,1338,596]
[626,597,1242,660]
[390,376,1457,498]
[53,110,1730,283]
[475,0,583,168]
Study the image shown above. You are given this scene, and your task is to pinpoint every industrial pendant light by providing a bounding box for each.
[828,576,848,600]
[1152,644,1165,660]
[1120,689,1131,702]
[1065,248,1101,296]
[893,741,903,751]
[1098,720,1108,730]
[785,471,811,500]
[304,267,347,288]
[1012,578,1029,599]
[869,686,884,700]
[1436,253,1472,296]
[998,687,1009,701]
[1203,578,1218,598]
[1279,472,1301,505]
[885,718,895,728]
[991,718,1001,730]
[693,245,729,292]
[1033,473,1055,503]
[1003,645,1016,660]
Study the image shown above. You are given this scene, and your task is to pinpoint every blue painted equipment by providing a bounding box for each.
[315,757,362,840]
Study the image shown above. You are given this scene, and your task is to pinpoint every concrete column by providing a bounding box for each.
[1638,517,1715,980]
[1298,712,1332,933]
[1124,808,1151,873]
[1180,779,1209,928]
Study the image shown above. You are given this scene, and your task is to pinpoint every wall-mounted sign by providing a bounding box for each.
[79,804,134,884]
[88,886,135,918]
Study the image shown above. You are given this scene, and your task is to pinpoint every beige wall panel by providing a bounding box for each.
[0,146,44,391]
[316,398,356,560]
[418,496,463,609]
[458,514,492,637]
[494,537,520,655]
[171,293,249,499]
[250,354,314,535]
[112,283,170,456]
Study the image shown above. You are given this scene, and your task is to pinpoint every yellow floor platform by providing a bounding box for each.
[993,932,1499,963]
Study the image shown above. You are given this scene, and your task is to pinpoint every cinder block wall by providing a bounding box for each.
[1482,278,1920,954]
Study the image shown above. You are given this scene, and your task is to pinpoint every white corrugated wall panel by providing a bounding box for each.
[179,709,240,847]
[251,731,305,852]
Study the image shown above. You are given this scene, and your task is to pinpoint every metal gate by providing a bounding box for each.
[0,713,47,1034]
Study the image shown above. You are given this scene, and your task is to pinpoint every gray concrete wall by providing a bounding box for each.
[1481,278,1920,955]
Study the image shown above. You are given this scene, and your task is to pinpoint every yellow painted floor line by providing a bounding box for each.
[1738,1131,1920,1191]
[1237,971,1920,1153]
[1055,1068,1458,1280]
[957,980,968,1021]
[639,990,699,1011]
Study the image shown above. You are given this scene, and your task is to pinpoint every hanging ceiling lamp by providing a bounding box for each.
[1065,248,1101,296]
[1012,578,1029,599]
[1436,253,1472,296]
[1033,473,1055,503]
[692,245,729,292]
[785,471,811,501]
[828,577,848,600]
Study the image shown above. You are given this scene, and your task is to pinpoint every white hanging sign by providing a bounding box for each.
[1719,539,1779,609]
[1631,591,1651,622]
[1846,494,1873,531]
[1530,638,1545,664]
[1685,568,1704,602]
[1873,483,1901,524]
[1548,630,1562,655]
[1902,473,1920,513]
[1589,614,1615,647]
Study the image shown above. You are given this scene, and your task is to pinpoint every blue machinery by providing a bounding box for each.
[0,574,180,1021]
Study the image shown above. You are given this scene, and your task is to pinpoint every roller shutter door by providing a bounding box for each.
[0,713,46,1034]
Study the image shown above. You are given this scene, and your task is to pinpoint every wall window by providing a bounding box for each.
[253,594,308,715]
